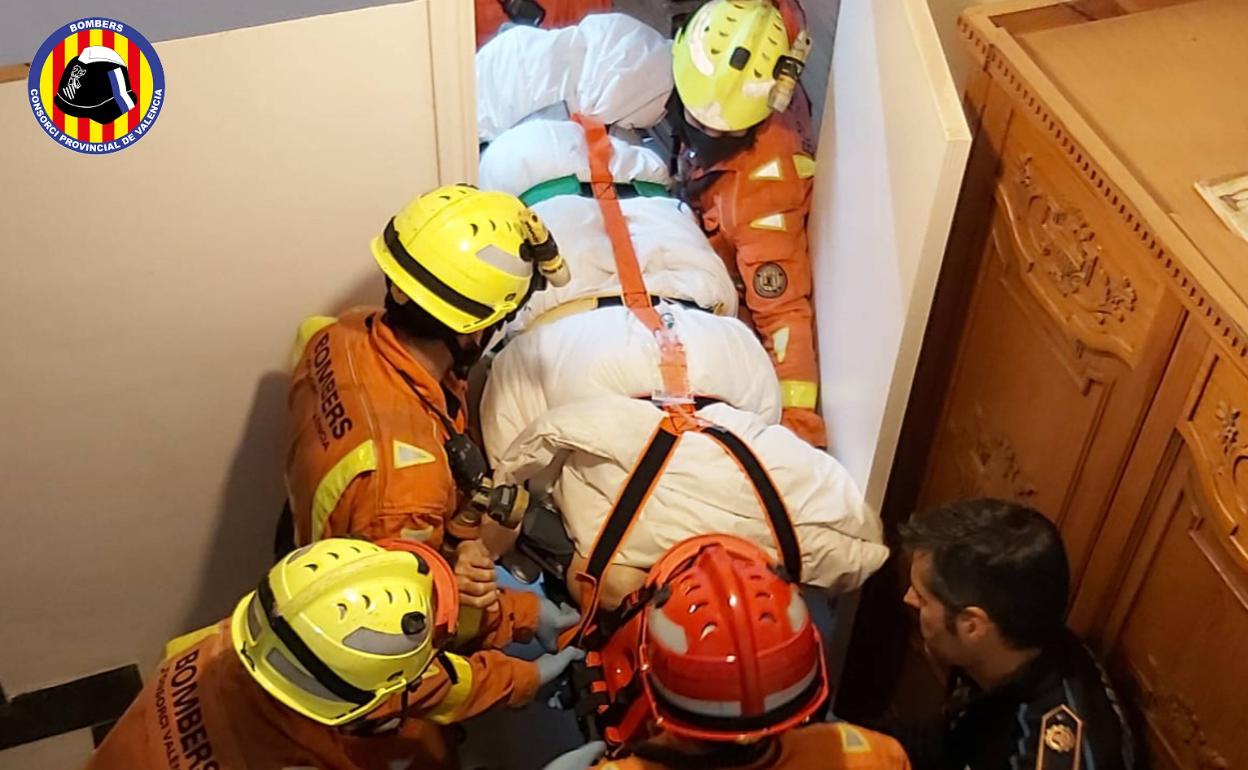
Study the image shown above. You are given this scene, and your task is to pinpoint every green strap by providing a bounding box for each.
[519,174,671,207]
[632,180,668,198]
[520,175,582,206]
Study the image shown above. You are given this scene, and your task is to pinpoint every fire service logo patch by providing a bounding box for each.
[28,18,165,154]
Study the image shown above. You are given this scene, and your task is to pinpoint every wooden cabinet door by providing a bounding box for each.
[916,105,1183,593]
[1095,337,1248,770]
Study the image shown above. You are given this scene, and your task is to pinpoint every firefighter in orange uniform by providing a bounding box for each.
[474,0,614,48]
[282,186,582,762]
[542,536,911,770]
[86,539,584,770]
[668,0,826,447]
[284,184,569,602]
[285,185,559,553]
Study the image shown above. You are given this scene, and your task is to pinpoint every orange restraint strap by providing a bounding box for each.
[573,114,695,422]
[561,117,804,648]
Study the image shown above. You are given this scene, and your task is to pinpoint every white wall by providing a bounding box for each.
[0,0,474,708]
[811,0,970,511]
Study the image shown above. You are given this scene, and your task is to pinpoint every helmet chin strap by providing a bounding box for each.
[382,280,493,377]
[447,333,486,378]
[665,90,757,168]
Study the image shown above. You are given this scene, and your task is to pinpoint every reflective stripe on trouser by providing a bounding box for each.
[780,380,818,410]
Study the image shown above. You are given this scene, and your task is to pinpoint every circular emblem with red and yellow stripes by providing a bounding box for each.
[27,18,165,155]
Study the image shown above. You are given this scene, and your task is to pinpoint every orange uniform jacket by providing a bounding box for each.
[599,722,911,770]
[683,91,827,447]
[283,307,545,745]
[87,611,542,770]
[286,309,464,548]
[474,0,613,48]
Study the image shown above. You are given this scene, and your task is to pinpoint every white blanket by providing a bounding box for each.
[511,195,738,331]
[495,397,889,592]
[482,304,782,467]
[477,14,673,141]
[480,119,671,199]
[476,68,886,592]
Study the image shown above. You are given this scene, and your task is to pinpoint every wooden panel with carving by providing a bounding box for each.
[1102,448,1248,770]
[846,1,1248,759]
[1177,351,1248,576]
[917,111,1183,586]
[995,110,1167,368]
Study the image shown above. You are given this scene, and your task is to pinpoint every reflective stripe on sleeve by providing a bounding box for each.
[309,440,378,541]
[750,212,787,231]
[793,153,817,179]
[423,653,475,725]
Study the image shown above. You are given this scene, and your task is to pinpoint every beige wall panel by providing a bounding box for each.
[0,0,472,697]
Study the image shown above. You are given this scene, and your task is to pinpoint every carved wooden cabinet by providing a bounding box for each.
[849,1,1248,767]
[917,93,1184,590]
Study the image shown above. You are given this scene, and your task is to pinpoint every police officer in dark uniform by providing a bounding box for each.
[890,498,1139,770]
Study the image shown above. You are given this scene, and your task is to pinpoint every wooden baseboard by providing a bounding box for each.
[0,64,30,84]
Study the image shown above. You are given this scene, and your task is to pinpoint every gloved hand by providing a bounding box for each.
[454,539,499,609]
[540,741,607,770]
[536,646,585,686]
[536,599,581,652]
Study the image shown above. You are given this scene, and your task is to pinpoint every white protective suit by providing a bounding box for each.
[495,398,885,593]
[477,18,889,594]
[476,14,673,143]
[480,120,739,330]
[481,304,783,470]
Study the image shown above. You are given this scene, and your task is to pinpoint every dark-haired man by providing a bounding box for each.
[894,498,1138,770]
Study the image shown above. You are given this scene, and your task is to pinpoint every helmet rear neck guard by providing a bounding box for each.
[577,536,828,747]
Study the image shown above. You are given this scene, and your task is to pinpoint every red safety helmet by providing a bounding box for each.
[636,535,828,742]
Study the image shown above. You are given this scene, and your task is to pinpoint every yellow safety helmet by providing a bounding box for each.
[370,185,537,334]
[231,538,453,726]
[673,0,792,132]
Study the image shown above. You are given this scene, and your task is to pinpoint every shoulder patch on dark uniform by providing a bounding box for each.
[1038,704,1083,770]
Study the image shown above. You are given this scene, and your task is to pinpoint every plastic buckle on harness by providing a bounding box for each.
[650,390,694,408]
[557,611,656,748]
[650,305,696,413]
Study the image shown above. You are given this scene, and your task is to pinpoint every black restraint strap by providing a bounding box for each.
[595,295,707,313]
[436,651,459,685]
[383,218,494,320]
[702,426,802,582]
[578,181,638,200]
[646,395,722,412]
[257,576,374,706]
[584,428,681,581]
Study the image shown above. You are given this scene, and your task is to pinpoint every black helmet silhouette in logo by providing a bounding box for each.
[54,45,137,124]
